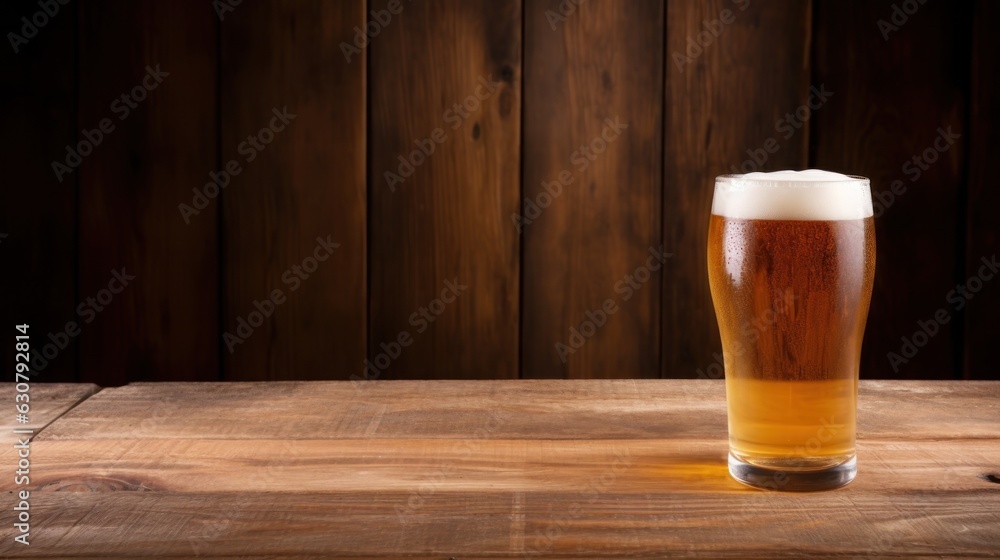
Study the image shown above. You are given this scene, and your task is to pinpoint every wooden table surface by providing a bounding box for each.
[2,380,998,558]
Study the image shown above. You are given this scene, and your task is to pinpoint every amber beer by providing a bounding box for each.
[708,170,875,490]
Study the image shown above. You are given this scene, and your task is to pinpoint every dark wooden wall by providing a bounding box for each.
[1,0,996,384]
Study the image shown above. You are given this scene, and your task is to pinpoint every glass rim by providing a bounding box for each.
[715,173,870,185]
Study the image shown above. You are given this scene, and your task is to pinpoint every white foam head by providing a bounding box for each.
[712,169,872,220]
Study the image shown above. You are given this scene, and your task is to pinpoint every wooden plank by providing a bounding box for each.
[663,0,811,379]
[220,0,366,381]
[77,0,218,384]
[521,1,663,379]
[0,383,98,436]
[965,0,1000,379]
[0,0,77,382]
[35,380,1000,441]
[368,0,521,379]
[13,438,999,495]
[4,440,998,556]
[811,1,968,379]
[3,493,998,558]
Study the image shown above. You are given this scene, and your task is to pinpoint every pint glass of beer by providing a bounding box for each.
[708,170,875,491]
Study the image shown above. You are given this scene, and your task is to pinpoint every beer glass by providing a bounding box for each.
[707,170,875,491]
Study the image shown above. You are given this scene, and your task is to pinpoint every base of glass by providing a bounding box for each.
[728,452,856,491]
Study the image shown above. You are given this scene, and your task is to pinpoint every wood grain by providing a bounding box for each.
[13,438,1000,495]
[220,0,366,380]
[3,380,998,558]
[0,383,98,436]
[663,0,811,379]
[811,0,969,379]
[1,488,997,558]
[35,380,1000,441]
[77,0,218,384]
[368,0,521,379]
[521,0,663,379]
[0,0,77,382]
[964,0,1000,379]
